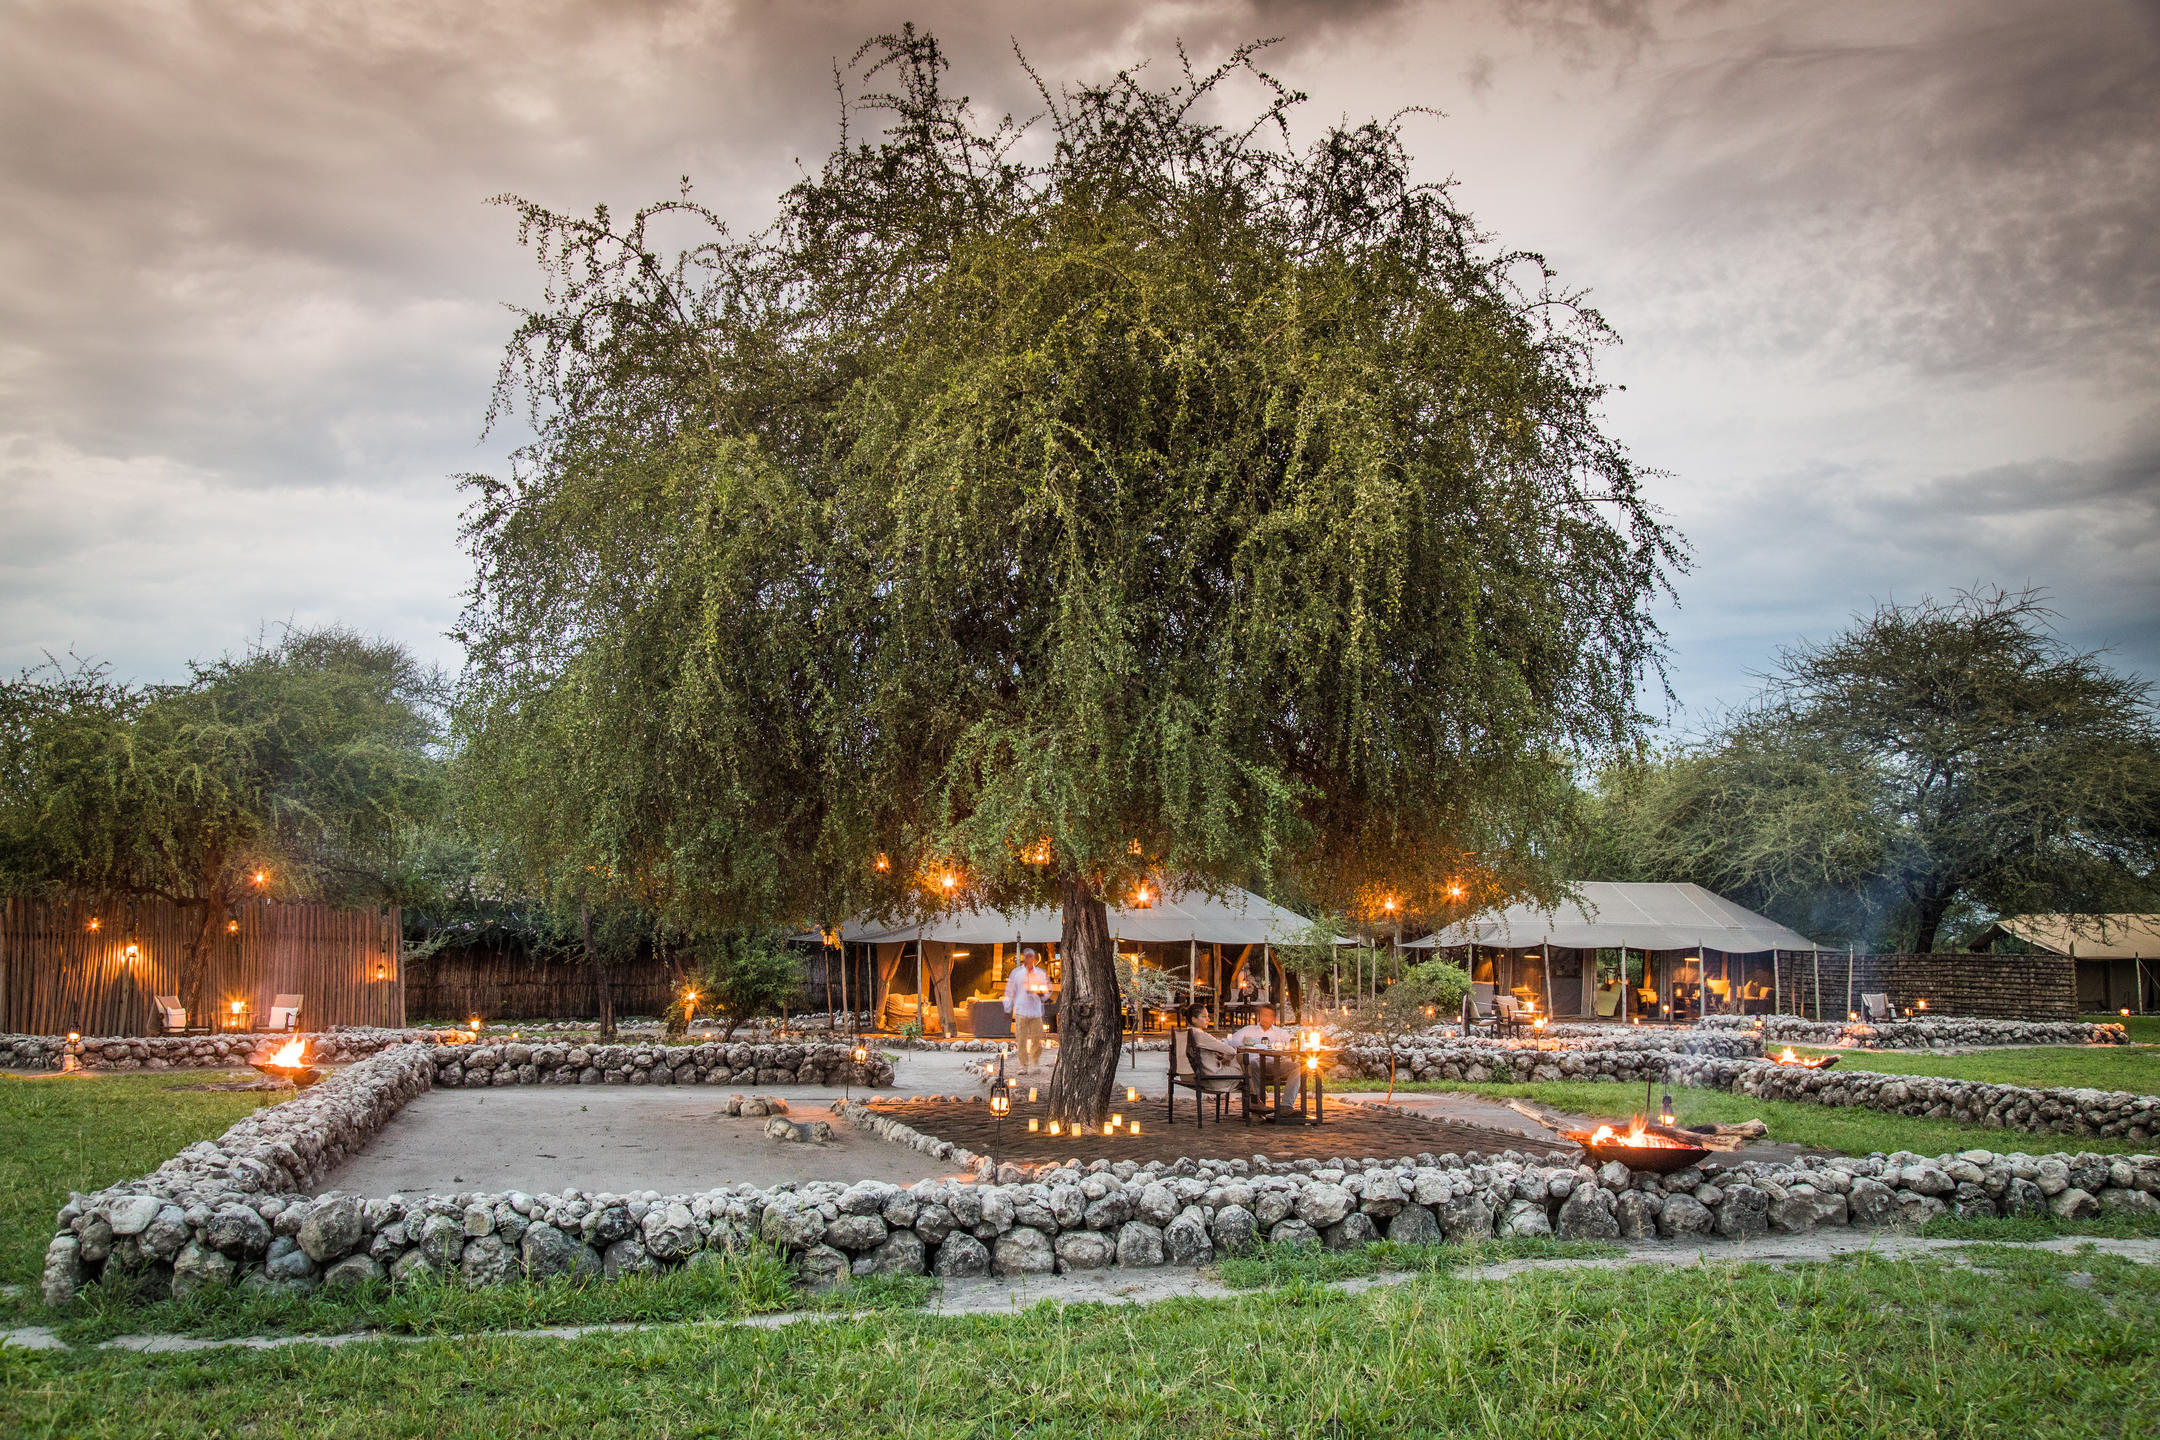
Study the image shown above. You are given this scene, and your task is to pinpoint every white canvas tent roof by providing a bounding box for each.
[1976,914,2160,959]
[1406,881,1820,954]
[818,886,1318,948]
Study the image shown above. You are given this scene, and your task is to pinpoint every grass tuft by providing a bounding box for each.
[1215,1235,1622,1289]
[1916,1210,2160,1243]
[1788,1042,2160,1093]
[41,1242,937,1343]
[7,1245,2155,1437]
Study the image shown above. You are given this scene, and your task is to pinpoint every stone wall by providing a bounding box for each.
[1665,1054,2160,1142]
[1324,1029,2155,1141]
[1327,1027,1761,1086]
[1697,1015,2128,1049]
[430,1040,894,1089]
[0,1028,463,1072]
[46,1041,2160,1304]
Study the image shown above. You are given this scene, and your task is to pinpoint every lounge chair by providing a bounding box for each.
[1166,1025,1248,1128]
[1861,993,1894,1023]
[152,995,199,1035]
[266,995,303,1032]
[1595,984,1623,1019]
[1493,994,1526,1037]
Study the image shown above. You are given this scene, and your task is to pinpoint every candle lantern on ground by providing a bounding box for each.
[988,1074,1011,1165]
[849,1041,869,1100]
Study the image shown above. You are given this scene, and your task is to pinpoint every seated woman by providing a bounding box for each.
[1182,1003,1245,1079]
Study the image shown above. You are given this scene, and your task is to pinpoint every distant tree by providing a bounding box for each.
[0,628,443,1016]
[1341,959,1467,1100]
[460,31,1681,1122]
[1276,910,1349,1012]
[1586,590,2160,952]
[686,931,806,1041]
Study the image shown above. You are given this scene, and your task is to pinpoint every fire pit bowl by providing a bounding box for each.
[1768,1047,1838,1069]
[248,1037,323,1089]
[1564,1121,1710,1174]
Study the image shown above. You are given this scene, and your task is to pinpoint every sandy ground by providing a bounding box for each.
[316,1045,1156,1196]
[313,1042,1722,1197]
[317,1087,958,1195]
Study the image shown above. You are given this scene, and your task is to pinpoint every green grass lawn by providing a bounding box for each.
[42,1255,929,1344]
[1330,1075,2155,1157]
[1790,1043,2160,1094]
[0,1071,280,1289]
[3,1245,2153,1438]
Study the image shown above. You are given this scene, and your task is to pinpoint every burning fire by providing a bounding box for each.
[1769,1046,1836,1069]
[265,1037,307,1069]
[1586,1118,1693,1150]
[1780,1046,1799,1063]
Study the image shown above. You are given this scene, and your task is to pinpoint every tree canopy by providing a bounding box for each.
[1583,590,2160,952]
[0,626,443,1011]
[457,31,1680,1118]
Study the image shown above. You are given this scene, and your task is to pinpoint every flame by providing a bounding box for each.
[1780,1046,1800,1063]
[266,1037,306,1068]
[1586,1116,1692,1150]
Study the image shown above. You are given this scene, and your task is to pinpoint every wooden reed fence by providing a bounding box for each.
[402,946,682,1023]
[0,895,403,1037]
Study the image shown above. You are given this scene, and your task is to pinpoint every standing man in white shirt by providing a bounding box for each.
[1003,948,1053,1070]
[1229,1002,1300,1113]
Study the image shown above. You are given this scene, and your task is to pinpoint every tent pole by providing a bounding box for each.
[1774,951,1782,1018]
[1844,949,1854,1024]
[915,936,924,1033]
[1542,936,1552,1019]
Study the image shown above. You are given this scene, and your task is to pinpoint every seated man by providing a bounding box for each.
[1228,1002,1301,1111]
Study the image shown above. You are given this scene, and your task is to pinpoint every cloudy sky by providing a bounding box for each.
[4,0,2156,725]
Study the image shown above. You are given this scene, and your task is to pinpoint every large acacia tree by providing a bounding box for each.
[1584,590,2160,952]
[459,32,1679,1121]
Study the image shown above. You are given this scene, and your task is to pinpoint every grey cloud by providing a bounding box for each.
[1659,422,2160,718]
[3,0,2153,721]
[1608,0,2160,383]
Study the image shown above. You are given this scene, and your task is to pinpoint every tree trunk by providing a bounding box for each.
[581,902,615,1039]
[1046,872,1119,1126]
[177,897,224,1026]
[1912,888,1953,955]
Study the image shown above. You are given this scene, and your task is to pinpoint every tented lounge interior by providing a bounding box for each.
[814,888,1322,1037]
[1407,882,1824,1023]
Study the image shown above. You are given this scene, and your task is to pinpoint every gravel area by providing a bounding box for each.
[318,1086,956,1196]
